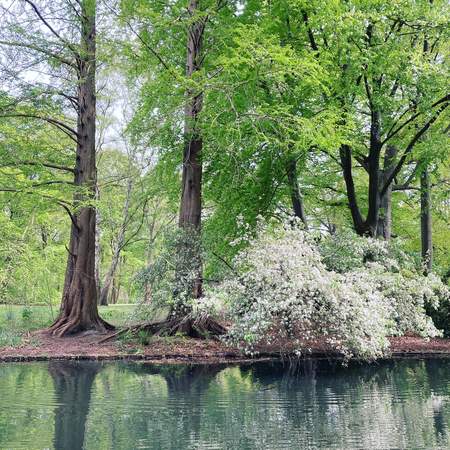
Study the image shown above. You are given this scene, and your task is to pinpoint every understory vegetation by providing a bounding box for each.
[204,222,449,358]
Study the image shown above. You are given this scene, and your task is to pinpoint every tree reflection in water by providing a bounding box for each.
[49,361,102,450]
[0,359,448,449]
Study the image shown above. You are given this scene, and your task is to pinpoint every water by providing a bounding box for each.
[0,359,449,450]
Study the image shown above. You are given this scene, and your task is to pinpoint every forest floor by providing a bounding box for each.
[1,328,450,364]
[1,305,450,363]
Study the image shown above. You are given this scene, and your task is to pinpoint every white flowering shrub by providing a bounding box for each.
[318,230,413,273]
[365,267,445,338]
[205,223,448,359]
[318,231,448,338]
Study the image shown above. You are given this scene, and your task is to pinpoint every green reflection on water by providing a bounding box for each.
[0,359,449,449]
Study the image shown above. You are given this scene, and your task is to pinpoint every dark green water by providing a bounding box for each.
[0,359,449,450]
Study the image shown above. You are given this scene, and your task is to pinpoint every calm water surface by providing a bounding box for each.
[0,359,449,449]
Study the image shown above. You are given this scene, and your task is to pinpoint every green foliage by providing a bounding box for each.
[208,223,447,359]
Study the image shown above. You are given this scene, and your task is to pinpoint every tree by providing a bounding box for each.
[177,0,207,300]
[295,1,449,237]
[0,0,112,335]
[117,0,232,335]
[420,164,433,273]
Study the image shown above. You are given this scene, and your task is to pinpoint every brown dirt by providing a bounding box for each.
[1,331,450,364]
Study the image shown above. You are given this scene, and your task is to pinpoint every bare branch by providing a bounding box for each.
[0,40,76,68]
[2,160,75,173]
[0,113,79,141]
[23,0,80,57]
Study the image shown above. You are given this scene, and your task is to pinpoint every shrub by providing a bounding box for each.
[205,222,447,359]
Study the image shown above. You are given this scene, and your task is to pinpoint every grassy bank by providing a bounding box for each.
[0,304,135,348]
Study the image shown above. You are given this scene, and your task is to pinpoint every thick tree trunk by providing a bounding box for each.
[49,0,112,336]
[420,165,432,274]
[99,179,133,306]
[286,157,308,228]
[113,1,227,340]
[94,182,101,299]
[376,146,397,240]
[178,0,205,301]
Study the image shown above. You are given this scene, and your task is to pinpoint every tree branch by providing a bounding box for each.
[383,93,450,145]
[23,0,80,58]
[0,40,76,68]
[0,113,78,141]
[381,101,449,196]
[2,160,75,173]
[301,10,319,52]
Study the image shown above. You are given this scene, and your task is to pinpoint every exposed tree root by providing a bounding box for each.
[49,314,115,338]
[97,314,227,345]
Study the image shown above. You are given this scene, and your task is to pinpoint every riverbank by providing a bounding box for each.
[1,331,450,364]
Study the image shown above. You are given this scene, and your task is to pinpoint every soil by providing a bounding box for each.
[0,330,450,364]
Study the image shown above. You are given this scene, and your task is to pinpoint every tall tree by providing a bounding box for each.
[177,0,207,300]
[49,0,112,335]
[0,0,112,335]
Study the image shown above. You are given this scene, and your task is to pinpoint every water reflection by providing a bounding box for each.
[0,358,449,449]
[49,361,101,450]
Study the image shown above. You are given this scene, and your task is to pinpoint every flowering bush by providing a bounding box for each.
[205,223,448,359]
[318,230,415,273]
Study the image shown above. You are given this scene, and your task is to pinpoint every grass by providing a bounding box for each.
[0,304,136,348]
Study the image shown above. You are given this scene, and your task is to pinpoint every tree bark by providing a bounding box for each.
[340,110,384,237]
[376,145,397,240]
[286,157,308,228]
[365,109,382,236]
[420,164,433,274]
[99,179,133,306]
[94,182,101,299]
[178,0,206,300]
[49,0,112,336]
[340,144,366,235]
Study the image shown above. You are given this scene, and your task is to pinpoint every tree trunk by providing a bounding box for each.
[115,1,227,339]
[365,110,382,236]
[99,179,133,306]
[340,144,366,235]
[94,182,101,299]
[340,109,383,237]
[178,0,206,301]
[286,157,308,228]
[111,274,120,304]
[49,0,112,336]
[143,217,157,304]
[420,164,432,274]
[376,145,397,240]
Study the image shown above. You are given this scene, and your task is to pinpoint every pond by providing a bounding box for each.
[0,358,449,449]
